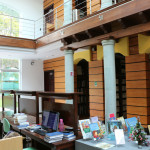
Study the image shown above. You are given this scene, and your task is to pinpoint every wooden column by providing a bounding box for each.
[126,54,150,128]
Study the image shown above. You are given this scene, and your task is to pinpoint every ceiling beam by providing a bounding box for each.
[72,34,80,42]
[60,22,150,50]
[85,30,93,38]
[118,19,128,29]
[138,12,149,23]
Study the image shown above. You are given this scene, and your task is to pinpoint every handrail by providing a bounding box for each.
[0,0,130,39]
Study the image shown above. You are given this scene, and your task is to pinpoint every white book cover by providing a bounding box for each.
[79,119,92,139]
[114,129,125,145]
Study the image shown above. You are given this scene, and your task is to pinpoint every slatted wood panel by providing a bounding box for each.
[91,50,97,61]
[129,35,139,55]
[126,53,150,127]
[44,0,54,9]
[87,0,101,15]
[44,56,65,103]
[89,60,104,121]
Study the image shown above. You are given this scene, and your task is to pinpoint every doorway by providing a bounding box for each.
[77,59,89,119]
[115,54,127,118]
[44,70,55,110]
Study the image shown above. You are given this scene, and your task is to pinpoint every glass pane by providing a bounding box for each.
[0,58,2,69]
[0,71,2,90]
[2,59,19,70]
[2,72,19,90]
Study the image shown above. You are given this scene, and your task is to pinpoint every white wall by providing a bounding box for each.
[21,59,44,112]
[0,0,44,39]
[21,59,44,91]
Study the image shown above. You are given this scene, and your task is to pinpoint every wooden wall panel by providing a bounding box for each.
[129,35,139,55]
[89,60,104,121]
[44,56,65,103]
[126,53,150,127]
[87,0,101,15]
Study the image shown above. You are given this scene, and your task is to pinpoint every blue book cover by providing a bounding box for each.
[46,132,63,137]
[125,117,137,128]
[89,123,99,132]
[17,124,29,129]
[63,131,74,137]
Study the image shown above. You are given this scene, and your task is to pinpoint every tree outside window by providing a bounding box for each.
[0,3,19,37]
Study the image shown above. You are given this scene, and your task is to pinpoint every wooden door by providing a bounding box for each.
[43,70,54,110]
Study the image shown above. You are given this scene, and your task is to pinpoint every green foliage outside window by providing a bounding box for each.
[0,3,19,37]
[0,59,20,91]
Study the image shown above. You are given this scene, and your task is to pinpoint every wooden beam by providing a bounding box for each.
[99,25,108,34]
[36,0,150,48]
[118,19,128,29]
[85,30,93,38]
[138,12,149,23]
[72,34,80,42]
[0,35,36,49]
[61,38,68,45]
[60,22,150,50]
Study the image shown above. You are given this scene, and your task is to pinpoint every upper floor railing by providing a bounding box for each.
[0,0,128,40]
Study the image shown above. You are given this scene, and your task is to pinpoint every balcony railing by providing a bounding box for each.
[0,0,127,40]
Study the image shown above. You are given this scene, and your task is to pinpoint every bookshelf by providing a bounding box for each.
[77,60,89,119]
[115,54,127,118]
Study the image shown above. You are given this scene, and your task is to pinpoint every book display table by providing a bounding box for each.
[75,135,150,150]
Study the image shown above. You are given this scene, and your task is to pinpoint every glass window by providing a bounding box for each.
[0,59,20,91]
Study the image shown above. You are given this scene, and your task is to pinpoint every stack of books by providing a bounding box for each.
[13,113,27,124]
[63,131,76,140]
[26,124,41,132]
[44,132,63,143]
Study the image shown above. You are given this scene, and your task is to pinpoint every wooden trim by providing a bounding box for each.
[0,36,36,49]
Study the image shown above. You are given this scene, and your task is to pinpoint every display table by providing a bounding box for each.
[75,135,150,150]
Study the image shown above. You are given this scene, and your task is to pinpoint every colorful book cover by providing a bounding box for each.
[117,116,127,131]
[79,119,92,139]
[89,123,104,141]
[125,117,137,128]
[148,125,150,134]
[109,113,116,121]
[90,116,98,123]
[108,120,122,134]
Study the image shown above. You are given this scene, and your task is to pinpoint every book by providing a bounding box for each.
[26,124,41,131]
[148,125,150,134]
[114,129,125,145]
[95,142,115,149]
[117,116,127,131]
[109,113,116,121]
[125,117,137,128]
[44,137,62,143]
[107,120,122,134]
[64,135,76,140]
[63,131,74,138]
[17,124,29,129]
[90,116,98,123]
[89,123,104,141]
[79,119,92,139]
[45,132,63,139]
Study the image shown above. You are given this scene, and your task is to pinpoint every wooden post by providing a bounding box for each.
[2,93,4,113]
[18,95,20,113]
[14,93,17,114]
[36,92,39,124]
[73,94,78,136]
